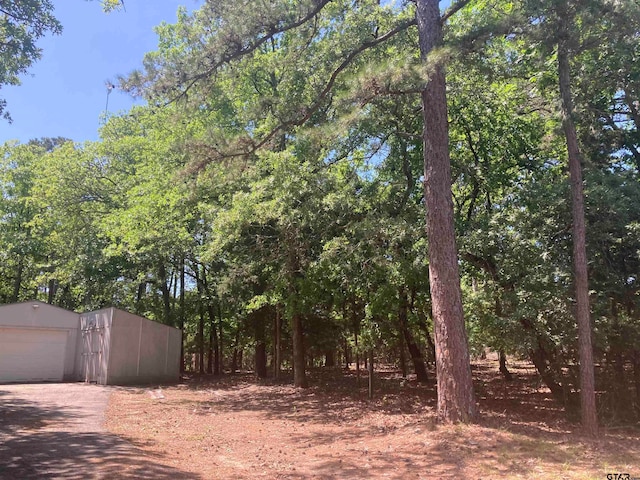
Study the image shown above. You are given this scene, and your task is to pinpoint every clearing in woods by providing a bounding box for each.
[106,355,640,479]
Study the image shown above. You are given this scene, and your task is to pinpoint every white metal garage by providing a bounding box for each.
[0,301,181,385]
[0,301,79,383]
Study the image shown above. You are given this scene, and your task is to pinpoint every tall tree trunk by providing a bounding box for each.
[287,227,307,388]
[207,304,220,375]
[179,258,186,374]
[499,349,513,381]
[351,298,362,388]
[425,330,436,366]
[416,310,437,366]
[207,317,214,375]
[195,266,206,375]
[274,305,282,379]
[171,271,178,310]
[47,278,56,304]
[557,2,598,436]
[11,257,23,302]
[325,350,335,367]
[135,282,146,315]
[529,343,567,406]
[399,337,408,378]
[231,349,238,374]
[368,348,374,400]
[198,308,205,374]
[416,0,476,423]
[231,327,240,374]
[521,318,570,406]
[158,261,171,325]
[633,349,640,419]
[399,288,429,382]
[292,313,308,388]
[217,302,224,374]
[344,337,350,370]
[255,308,268,379]
[609,301,625,419]
[355,326,361,389]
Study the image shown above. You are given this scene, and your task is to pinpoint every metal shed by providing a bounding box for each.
[79,308,181,385]
[0,301,181,385]
[0,301,80,383]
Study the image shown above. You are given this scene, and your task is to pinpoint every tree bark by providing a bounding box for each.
[355,325,361,388]
[416,0,476,423]
[208,314,214,374]
[135,282,146,315]
[557,1,598,436]
[325,350,335,367]
[609,301,625,419]
[520,318,570,406]
[231,328,240,373]
[255,308,268,379]
[217,302,224,374]
[207,304,220,375]
[633,349,640,419]
[399,337,408,378]
[274,305,282,379]
[158,261,172,325]
[197,309,205,374]
[399,288,429,382]
[416,311,437,366]
[344,337,351,369]
[286,227,307,388]
[292,313,308,387]
[11,257,23,303]
[368,348,374,400]
[529,343,568,406]
[179,258,185,373]
[47,278,57,304]
[499,349,513,381]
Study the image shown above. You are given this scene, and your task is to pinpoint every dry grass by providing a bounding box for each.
[105,357,640,479]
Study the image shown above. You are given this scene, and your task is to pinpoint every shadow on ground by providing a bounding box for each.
[0,389,198,479]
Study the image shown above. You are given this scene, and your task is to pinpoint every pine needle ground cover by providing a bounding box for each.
[106,356,640,479]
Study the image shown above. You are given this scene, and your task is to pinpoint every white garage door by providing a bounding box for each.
[0,327,68,383]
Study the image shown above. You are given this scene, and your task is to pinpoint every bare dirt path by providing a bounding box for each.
[106,362,640,480]
[0,383,195,479]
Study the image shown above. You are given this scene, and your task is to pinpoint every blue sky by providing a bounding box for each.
[1,1,453,146]
[0,1,202,145]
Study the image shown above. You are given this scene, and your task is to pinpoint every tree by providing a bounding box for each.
[518,0,602,436]
[555,0,597,437]
[0,141,51,302]
[0,0,62,120]
[417,0,476,423]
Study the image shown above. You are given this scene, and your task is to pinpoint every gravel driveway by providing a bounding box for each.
[0,383,196,479]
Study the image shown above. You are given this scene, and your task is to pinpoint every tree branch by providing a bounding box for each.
[192,18,418,167]
[173,0,333,102]
[442,0,473,23]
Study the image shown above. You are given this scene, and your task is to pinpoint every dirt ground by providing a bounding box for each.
[105,356,640,480]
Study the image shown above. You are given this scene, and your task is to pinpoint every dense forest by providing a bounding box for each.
[2,0,640,431]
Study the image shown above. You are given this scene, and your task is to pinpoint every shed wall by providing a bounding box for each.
[107,309,180,385]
